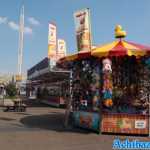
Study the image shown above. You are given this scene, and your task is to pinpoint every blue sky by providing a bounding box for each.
[0,0,150,74]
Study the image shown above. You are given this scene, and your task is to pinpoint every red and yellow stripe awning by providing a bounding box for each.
[58,39,150,64]
[58,49,91,63]
[92,40,150,57]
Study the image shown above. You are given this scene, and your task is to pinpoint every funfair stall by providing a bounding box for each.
[59,25,150,135]
[27,57,70,107]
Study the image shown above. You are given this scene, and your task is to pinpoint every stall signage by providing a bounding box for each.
[135,120,146,129]
[48,23,57,66]
[57,39,66,60]
[73,111,99,131]
[74,8,92,51]
[101,114,148,134]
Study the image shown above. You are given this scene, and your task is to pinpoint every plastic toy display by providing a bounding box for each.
[58,26,150,134]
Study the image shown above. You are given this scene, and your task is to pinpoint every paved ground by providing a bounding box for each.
[0,100,149,150]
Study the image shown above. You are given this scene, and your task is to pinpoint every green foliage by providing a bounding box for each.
[6,83,17,98]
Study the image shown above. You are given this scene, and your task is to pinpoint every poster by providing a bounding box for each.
[48,23,57,66]
[135,120,146,129]
[73,111,99,131]
[74,8,92,51]
[57,39,66,60]
[101,114,148,134]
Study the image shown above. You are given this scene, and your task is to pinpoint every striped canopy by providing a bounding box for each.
[58,49,91,63]
[92,40,150,57]
[58,39,150,65]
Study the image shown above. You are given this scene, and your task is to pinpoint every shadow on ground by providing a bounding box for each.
[19,111,148,137]
[24,100,50,108]
[20,112,93,134]
[0,117,16,121]
[24,99,66,110]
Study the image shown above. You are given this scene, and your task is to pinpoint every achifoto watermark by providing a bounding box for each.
[113,139,150,149]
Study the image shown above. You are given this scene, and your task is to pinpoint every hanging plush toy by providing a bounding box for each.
[102,58,113,107]
[102,58,112,73]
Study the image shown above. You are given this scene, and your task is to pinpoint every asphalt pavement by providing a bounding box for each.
[0,100,149,150]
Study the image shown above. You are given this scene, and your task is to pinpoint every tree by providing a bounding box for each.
[6,83,17,98]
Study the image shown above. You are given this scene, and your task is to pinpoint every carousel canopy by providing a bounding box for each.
[58,25,150,64]
[92,25,150,57]
[91,39,150,57]
[58,49,91,63]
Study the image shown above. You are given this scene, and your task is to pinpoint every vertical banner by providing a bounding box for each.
[48,23,57,66]
[57,39,66,60]
[74,8,92,51]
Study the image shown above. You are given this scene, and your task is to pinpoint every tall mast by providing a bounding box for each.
[17,5,24,77]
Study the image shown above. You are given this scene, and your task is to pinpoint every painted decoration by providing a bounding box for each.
[74,8,92,51]
[73,111,99,131]
[101,114,148,134]
[57,39,66,60]
[102,58,113,107]
[48,23,57,66]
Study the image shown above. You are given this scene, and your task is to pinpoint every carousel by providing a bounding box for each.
[58,25,150,135]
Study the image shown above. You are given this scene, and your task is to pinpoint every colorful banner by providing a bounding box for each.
[101,114,148,134]
[73,111,99,131]
[74,8,92,51]
[48,23,57,63]
[57,39,66,60]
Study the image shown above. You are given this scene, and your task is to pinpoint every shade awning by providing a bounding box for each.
[58,49,92,63]
[92,40,150,57]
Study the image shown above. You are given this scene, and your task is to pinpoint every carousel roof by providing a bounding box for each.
[92,39,150,57]
[58,49,92,63]
[58,25,150,63]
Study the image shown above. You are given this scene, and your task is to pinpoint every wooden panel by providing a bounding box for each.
[101,113,148,134]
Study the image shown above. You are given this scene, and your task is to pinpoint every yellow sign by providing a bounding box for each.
[48,23,57,59]
[15,75,22,81]
[74,8,92,51]
[57,39,66,60]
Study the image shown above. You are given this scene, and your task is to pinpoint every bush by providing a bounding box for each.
[6,83,17,98]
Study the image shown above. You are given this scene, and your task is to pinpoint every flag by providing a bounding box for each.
[74,8,92,51]
[48,23,57,59]
[57,39,66,60]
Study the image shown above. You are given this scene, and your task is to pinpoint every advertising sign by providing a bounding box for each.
[73,111,99,131]
[57,39,66,60]
[74,8,92,51]
[15,74,22,81]
[48,23,57,65]
[135,120,146,129]
[101,114,148,134]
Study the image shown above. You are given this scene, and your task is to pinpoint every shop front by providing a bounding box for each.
[58,25,150,135]
[27,57,70,107]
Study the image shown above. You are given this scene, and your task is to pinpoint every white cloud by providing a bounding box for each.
[8,21,19,30]
[8,21,33,34]
[0,16,33,35]
[28,17,40,26]
[24,26,33,34]
[0,17,7,24]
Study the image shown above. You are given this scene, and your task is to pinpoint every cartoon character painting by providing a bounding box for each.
[102,58,113,107]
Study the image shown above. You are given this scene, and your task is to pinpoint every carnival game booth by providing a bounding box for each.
[27,57,70,107]
[59,25,150,135]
